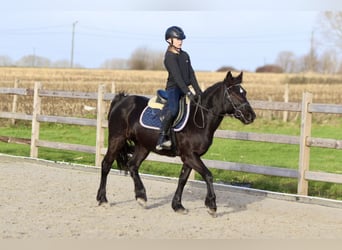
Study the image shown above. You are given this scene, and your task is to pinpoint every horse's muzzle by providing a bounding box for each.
[234,103,256,124]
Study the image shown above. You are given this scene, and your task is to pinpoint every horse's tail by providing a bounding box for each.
[107,92,135,172]
[108,92,128,120]
[116,140,135,172]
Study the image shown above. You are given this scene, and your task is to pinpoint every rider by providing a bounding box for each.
[156,26,202,151]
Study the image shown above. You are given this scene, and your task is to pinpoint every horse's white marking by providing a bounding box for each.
[137,198,147,208]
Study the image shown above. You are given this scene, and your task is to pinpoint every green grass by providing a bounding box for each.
[0,117,341,199]
[0,121,97,164]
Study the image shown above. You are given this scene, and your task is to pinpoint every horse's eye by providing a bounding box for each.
[240,88,244,94]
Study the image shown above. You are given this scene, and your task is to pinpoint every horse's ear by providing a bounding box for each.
[224,71,233,83]
[236,71,243,83]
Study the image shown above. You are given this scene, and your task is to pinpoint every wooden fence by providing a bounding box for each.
[0,82,342,196]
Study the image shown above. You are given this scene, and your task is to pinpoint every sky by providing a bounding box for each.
[1,0,341,71]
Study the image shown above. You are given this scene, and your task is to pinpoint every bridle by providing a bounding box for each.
[192,83,250,128]
[224,85,251,122]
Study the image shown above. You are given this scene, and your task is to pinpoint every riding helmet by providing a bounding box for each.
[165,26,186,41]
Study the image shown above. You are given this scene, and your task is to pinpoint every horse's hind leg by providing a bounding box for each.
[127,145,149,207]
[96,137,124,205]
[96,156,112,205]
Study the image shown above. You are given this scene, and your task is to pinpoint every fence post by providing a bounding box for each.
[11,79,19,125]
[30,82,41,158]
[297,92,313,195]
[95,84,106,167]
[111,81,116,94]
[283,83,289,122]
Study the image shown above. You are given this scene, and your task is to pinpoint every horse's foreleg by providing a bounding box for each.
[202,171,217,217]
[172,164,192,214]
[183,155,217,217]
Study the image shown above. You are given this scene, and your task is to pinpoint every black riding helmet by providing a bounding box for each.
[165,26,186,41]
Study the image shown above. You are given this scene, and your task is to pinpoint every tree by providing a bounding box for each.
[128,47,149,70]
[275,51,296,73]
[255,64,283,73]
[216,66,238,72]
[128,46,164,70]
[318,50,339,74]
[299,50,319,73]
[319,12,342,50]
[16,55,51,67]
[148,50,164,71]
[52,59,71,68]
[0,55,14,66]
[101,58,128,69]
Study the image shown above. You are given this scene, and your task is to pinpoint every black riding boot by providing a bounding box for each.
[156,112,173,151]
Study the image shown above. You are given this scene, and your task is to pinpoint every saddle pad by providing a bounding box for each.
[139,103,190,132]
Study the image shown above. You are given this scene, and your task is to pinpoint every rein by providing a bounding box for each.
[192,84,249,128]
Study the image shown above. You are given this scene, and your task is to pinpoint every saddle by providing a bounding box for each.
[139,89,190,132]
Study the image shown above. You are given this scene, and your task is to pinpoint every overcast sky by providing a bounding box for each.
[1,0,341,71]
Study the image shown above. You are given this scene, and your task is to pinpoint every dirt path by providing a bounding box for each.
[1,155,342,239]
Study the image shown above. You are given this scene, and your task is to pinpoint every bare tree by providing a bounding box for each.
[128,47,149,70]
[319,12,342,50]
[148,50,164,71]
[275,51,296,73]
[318,49,339,74]
[101,58,128,69]
[0,55,14,66]
[52,59,71,68]
[298,52,319,73]
[128,46,164,70]
[16,55,51,67]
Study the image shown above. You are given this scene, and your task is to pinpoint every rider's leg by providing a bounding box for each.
[156,110,173,150]
[156,87,181,150]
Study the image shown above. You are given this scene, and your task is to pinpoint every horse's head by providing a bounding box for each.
[222,71,256,124]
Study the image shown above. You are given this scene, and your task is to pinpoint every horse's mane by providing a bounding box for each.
[202,81,224,102]
[203,81,223,94]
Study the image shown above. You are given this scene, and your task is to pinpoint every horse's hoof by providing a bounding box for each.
[207,208,217,218]
[175,208,189,215]
[137,198,147,208]
[97,199,108,206]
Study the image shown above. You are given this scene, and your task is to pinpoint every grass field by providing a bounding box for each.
[0,117,341,200]
[0,67,341,199]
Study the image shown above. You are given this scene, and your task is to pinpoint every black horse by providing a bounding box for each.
[96,71,256,217]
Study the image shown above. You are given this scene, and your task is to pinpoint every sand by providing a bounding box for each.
[1,154,342,239]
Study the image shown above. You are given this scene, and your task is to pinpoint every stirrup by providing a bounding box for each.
[156,140,172,150]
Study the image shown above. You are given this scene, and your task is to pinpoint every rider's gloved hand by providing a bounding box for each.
[186,91,198,102]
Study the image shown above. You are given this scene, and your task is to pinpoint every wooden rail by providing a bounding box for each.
[0,82,342,197]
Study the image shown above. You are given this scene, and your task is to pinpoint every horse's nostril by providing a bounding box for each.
[247,112,256,123]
